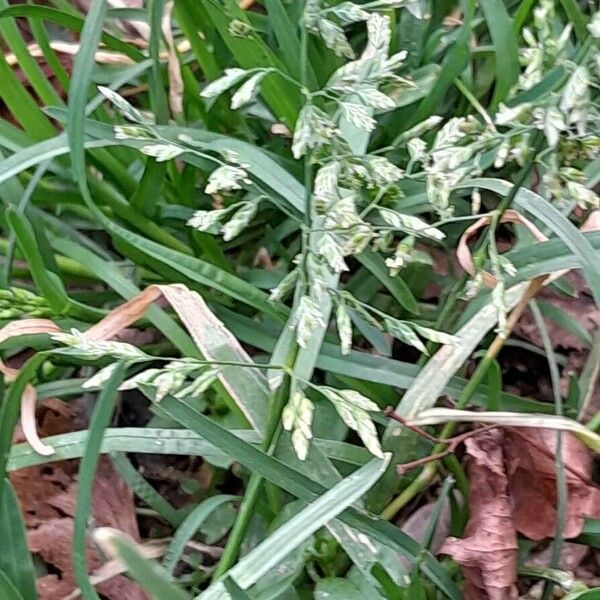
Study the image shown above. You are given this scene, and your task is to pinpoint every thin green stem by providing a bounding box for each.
[211,5,313,580]
[453,78,495,128]
[211,368,291,580]
[531,300,566,600]
[381,275,546,518]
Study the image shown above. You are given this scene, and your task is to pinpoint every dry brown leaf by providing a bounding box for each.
[16,457,147,600]
[440,429,518,600]
[504,427,600,540]
[514,210,600,351]
[439,426,600,598]
[10,401,147,600]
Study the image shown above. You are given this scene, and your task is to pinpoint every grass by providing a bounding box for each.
[0,0,599,598]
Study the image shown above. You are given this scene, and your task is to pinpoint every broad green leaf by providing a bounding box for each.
[198,455,390,598]
[8,428,260,472]
[0,569,26,600]
[577,519,600,548]
[156,396,461,599]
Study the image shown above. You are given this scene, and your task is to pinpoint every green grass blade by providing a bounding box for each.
[157,396,461,600]
[174,0,221,81]
[6,207,70,311]
[405,0,475,129]
[73,361,127,600]
[390,282,526,419]
[222,309,552,413]
[128,0,168,216]
[26,110,306,215]
[357,250,420,314]
[0,0,63,107]
[8,428,261,472]
[110,452,182,528]
[222,579,252,600]
[199,456,390,598]
[200,0,301,127]
[67,0,106,184]
[576,519,600,548]
[558,0,588,41]
[480,0,520,107]
[537,300,593,348]
[264,0,317,87]
[0,481,37,600]
[0,53,55,140]
[0,569,26,600]
[0,134,108,184]
[163,495,238,575]
[28,16,70,92]
[105,217,285,319]
[514,0,537,30]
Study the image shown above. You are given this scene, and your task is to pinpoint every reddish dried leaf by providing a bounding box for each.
[10,402,147,600]
[440,430,518,600]
[505,427,600,540]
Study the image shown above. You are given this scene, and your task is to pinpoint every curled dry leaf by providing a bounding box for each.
[439,429,518,600]
[456,209,548,288]
[0,283,265,457]
[0,318,62,456]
